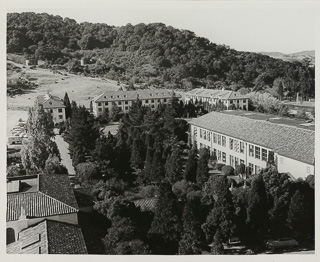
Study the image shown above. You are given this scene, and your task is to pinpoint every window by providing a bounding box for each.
[98,102,101,106]
[230,100,233,104]
[218,150,221,160]
[151,105,155,108]
[118,101,122,105]
[249,144,254,157]
[222,152,226,163]
[307,166,311,174]
[58,108,62,113]
[249,163,254,174]
[243,99,246,103]
[234,140,239,152]
[50,109,53,113]
[145,100,149,103]
[49,102,52,105]
[237,99,239,103]
[213,133,217,143]
[262,149,268,161]
[235,157,239,166]
[105,102,108,106]
[213,148,217,157]
[59,115,63,119]
[151,99,154,103]
[230,155,234,166]
[125,106,129,110]
[255,146,260,159]
[255,165,261,174]
[200,143,203,149]
[203,130,206,140]
[240,141,244,153]
[98,108,102,112]
[200,129,203,138]
[218,135,221,145]
[125,101,128,105]
[194,127,197,137]
[229,138,233,150]
[222,136,226,147]
[164,99,167,102]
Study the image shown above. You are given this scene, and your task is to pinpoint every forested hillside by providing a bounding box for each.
[7,12,315,99]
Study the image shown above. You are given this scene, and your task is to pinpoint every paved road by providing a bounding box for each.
[54,131,75,175]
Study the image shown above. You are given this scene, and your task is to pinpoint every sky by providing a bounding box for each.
[4,0,318,54]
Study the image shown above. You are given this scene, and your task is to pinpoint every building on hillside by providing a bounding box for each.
[185,88,250,111]
[92,89,178,117]
[6,219,87,254]
[189,111,314,179]
[6,174,79,245]
[36,93,66,124]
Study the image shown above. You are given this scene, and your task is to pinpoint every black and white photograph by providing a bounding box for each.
[2,0,318,259]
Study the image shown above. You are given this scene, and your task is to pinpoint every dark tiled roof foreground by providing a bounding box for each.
[190,111,315,165]
[6,220,87,254]
[187,88,249,100]
[93,89,176,102]
[133,198,157,212]
[7,175,79,222]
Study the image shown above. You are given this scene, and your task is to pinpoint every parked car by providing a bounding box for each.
[266,238,298,252]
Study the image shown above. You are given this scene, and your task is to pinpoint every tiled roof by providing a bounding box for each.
[133,198,157,212]
[190,111,314,165]
[36,93,65,109]
[6,220,87,254]
[7,174,79,222]
[93,89,176,102]
[187,88,249,100]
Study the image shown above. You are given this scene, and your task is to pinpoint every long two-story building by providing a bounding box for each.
[189,111,314,179]
[92,89,177,117]
[185,88,250,111]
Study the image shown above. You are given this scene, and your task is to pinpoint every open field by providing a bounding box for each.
[7,61,120,110]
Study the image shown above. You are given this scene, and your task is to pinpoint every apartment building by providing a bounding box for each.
[189,111,314,179]
[92,89,177,117]
[185,88,250,110]
[36,93,66,124]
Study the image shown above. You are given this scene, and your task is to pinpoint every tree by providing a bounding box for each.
[148,181,182,254]
[130,138,145,170]
[110,102,121,122]
[178,191,205,254]
[221,165,235,176]
[196,148,210,186]
[287,189,314,237]
[202,175,235,242]
[184,147,198,182]
[76,162,101,183]
[89,100,93,113]
[44,155,68,175]
[63,92,72,119]
[246,174,268,238]
[211,230,224,254]
[165,146,183,184]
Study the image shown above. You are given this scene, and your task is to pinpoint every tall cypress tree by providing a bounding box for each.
[148,181,182,254]
[165,147,183,184]
[184,147,198,182]
[63,92,72,119]
[196,148,210,186]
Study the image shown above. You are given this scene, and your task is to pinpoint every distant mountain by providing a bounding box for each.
[259,50,315,65]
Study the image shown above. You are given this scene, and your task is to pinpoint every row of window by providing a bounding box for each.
[248,163,262,175]
[248,145,268,161]
[229,138,244,154]
[97,98,167,107]
[49,108,63,113]
[229,99,247,104]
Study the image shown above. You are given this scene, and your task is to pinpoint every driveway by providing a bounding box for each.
[54,129,75,175]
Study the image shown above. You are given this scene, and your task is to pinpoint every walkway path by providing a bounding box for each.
[54,129,75,175]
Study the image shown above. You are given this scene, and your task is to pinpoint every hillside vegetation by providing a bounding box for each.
[7,12,315,99]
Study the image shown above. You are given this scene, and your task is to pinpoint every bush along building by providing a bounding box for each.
[36,93,66,124]
[91,89,178,117]
[185,88,250,111]
[189,111,315,179]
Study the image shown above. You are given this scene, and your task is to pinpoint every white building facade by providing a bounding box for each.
[185,88,250,111]
[36,93,66,124]
[92,89,177,117]
[190,112,314,179]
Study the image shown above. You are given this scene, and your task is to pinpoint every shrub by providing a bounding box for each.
[221,165,234,176]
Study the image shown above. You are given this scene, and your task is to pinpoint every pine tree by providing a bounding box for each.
[246,174,268,237]
[196,148,210,186]
[63,92,72,119]
[178,191,205,254]
[184,147,198,182]
[148,181,182,254]
[165,146,183,184]
[89,100,93,113]
[130,138,145,170]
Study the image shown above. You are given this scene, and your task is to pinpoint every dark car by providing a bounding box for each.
[266,237,298,252]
